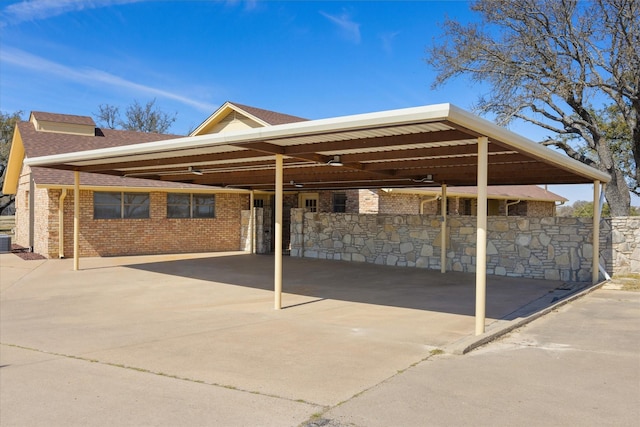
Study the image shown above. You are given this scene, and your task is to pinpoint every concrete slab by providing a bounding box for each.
[1,251,589,425]
[0,345,320,427]
[0,253,47,292]
[324,289,640,427]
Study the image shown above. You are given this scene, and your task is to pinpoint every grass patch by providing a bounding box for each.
[611,273,640,291]
[429,348,445,356]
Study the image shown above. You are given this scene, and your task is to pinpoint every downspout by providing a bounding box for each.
[505,200,521,217]
[29,174,35,251]
[419,196,440,215]
[58,189,67,258]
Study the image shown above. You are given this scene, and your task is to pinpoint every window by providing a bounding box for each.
[508,201,528,216]
[167,193,215,218]
[253,196,270,208]
[94,192,150,219]
[332,192,347,213]
[461,199,474,215]
[305,198,318,212]
[298,193,319,213]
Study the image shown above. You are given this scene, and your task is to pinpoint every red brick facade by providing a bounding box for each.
[14,169,248,258]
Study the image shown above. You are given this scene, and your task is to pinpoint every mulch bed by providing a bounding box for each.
[10,244,47,260]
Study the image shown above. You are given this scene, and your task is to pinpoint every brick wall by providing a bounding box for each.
[378,192,422,214]
[357,189,379,213]
[31,189,248,258]
[14,166,32,249]
[525,201,555,217]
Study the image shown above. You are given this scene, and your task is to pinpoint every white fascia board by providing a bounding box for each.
[447,105,611,183]
[36,183,250,194]
[24,104,454,168]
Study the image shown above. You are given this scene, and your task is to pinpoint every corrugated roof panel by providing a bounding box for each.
[317,140,476,156]
[268,123,455,147]
[359,150,519,164]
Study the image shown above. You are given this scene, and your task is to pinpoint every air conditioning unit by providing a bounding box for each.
[0,234,11,253]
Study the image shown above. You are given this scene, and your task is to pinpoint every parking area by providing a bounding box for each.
[3,251,628,426]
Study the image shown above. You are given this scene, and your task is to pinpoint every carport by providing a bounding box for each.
[24,103,610,335]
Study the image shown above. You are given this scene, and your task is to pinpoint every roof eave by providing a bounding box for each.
[447,105,611,184]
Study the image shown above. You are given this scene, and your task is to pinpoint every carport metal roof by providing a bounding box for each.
[24,104,610,337]
[25,104,609,188]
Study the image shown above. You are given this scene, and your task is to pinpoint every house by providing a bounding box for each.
[2,105,300,258]
[378,185,567,216]
[2,103,570,259]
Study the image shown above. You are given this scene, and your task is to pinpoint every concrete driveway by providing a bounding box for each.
[2,252,635,426]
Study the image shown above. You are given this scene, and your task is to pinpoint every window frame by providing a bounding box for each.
[166,193,216,219]
[332,192,347,213]
[94,191,150,219]
[298,192,319,213]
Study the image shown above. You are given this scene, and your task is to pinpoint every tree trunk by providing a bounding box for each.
[597,139,631,216]
[633,117,640,194]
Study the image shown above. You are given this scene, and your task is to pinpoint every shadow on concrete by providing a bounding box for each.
[126,253,571,321]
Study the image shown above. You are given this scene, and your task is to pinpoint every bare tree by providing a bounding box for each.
[426,0,639,216]
[95,99,177,134]
[122,99,176,134]
[95,104,120,129]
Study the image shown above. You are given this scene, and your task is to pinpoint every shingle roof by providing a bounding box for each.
[230,102,308,125]
[18,119,218,191]
[18,121,181,157]
[31,111,96,126]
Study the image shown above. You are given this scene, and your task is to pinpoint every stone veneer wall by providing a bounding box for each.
[290,209,634,282]
[241,207,269,253]
[605,217,640,275]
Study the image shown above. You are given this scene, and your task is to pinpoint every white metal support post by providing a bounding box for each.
[274,154,283,310]
[441,184,447,273]
[73,171,80,271]
[58,189,67,259]
[249,190,255,254]
[475,137,489,335]
[592,180,601,285]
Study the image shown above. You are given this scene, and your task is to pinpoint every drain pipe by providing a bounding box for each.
[29,175,35,251]
[58,189,67,258]
[505,199,521,216]
[419,196,440,215]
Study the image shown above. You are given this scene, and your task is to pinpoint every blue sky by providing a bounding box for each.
[0,0,636,206]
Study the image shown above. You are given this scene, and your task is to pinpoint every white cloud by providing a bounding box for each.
[380,31,400,55]
[320,10,361,44]
[1,0,143,26]
[0,47,217,112]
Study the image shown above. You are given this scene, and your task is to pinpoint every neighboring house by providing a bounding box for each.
[2,103,566,258]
